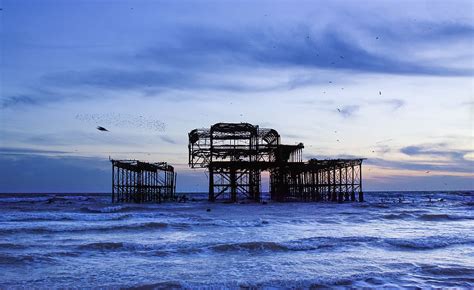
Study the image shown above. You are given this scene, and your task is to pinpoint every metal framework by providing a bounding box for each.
[111,159,176,203]
[189,123,364,203]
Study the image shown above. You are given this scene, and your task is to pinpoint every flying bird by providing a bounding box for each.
[425,171,430,173]
[96,126,109,132]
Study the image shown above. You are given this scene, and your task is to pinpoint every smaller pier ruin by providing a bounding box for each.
[111,159,176,203]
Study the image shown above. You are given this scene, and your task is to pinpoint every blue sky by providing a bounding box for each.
[1,0,473,192]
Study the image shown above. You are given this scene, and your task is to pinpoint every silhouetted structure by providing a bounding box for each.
[188,123,364,202]
[111,159,176,203]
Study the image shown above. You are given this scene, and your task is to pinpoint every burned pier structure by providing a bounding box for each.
[188,123,364,202]
[111,160,176,203]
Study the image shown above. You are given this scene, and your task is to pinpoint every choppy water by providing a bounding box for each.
[0,191,473,289]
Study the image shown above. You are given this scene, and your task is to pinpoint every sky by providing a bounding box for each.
[0,0,473,193]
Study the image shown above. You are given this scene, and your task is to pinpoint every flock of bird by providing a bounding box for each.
[75,113,166,133]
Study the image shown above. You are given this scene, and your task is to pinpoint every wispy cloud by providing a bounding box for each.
[1,95,38,109]
[159,136,177,145]
[380,99,405,110]
[337,105,360,118]
[138,24,474,76]
[0,147,70,155]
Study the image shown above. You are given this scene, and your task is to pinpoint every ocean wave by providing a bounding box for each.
[0,243,28,250]
[8,213,133,222]
[78,242,126,250]
[80,205,152,213]
[0,197,51,203]
[209,236,378,253]
[77,235,379,255]
[0,221,171,235]
[418,214,474,221]
[0,195,96,204]
[419,264,474,277]
[0,253,55,265]
[382,213,415,220]
[78,242,200,255]
[211,241,287,252]
[384,236,474,250]
[124,281,184,289]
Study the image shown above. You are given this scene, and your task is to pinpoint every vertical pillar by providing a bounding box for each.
[344,166,349,201]
[351,165,356,201]
[208,165,215,202]
[331,167,337,202]
[230,166,237,202]
[316,170,320,201]
[338,166,343,203]
[111,162,115,203]
[359,163,364,202]
[174,172,177,198]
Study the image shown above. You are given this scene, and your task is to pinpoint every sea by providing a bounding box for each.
[0,191,473,289]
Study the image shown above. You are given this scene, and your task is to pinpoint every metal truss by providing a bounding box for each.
[111,159,176,203]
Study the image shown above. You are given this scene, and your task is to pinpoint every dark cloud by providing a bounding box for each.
[400,144,468,160]
[373,21,474,43]
[0,147,70,155]
[1,95,38,108]
[41,67,282,93]
[366,174,473,191]
[36,22,473,97]
[138,24,473,76]
[43,69,192,90]
[366,157,473,174]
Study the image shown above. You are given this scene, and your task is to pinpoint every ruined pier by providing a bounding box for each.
[111,159,176,203]
[188,122,364,202]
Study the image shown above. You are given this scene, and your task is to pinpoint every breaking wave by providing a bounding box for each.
[0,221,171,235]
[419,264,474,277]
[80,205,152,213]
[418,213,474,221]
[384,236,474,250]
[209,236,379,253]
